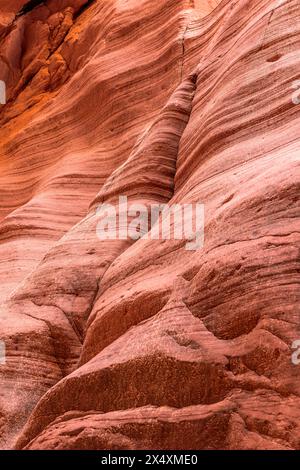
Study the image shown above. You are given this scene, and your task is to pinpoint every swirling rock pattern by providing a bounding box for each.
[0,0,299,450]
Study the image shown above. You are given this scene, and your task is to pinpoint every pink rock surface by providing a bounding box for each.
[0,0,300,450]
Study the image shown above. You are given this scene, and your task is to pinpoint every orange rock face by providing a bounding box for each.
[0,0,300,450]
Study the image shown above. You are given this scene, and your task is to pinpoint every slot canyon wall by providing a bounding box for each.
[0,0,300,450]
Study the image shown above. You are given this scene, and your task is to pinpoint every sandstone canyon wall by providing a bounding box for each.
[0,0,300,450]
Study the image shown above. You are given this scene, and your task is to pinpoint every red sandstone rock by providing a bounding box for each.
[0,0,299,450]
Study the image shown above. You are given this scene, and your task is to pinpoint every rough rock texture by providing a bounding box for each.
[0,0,299,450]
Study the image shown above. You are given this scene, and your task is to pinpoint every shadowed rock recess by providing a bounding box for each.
[0,0,299,450]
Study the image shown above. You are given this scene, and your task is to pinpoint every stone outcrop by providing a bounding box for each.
[0,0,299,450]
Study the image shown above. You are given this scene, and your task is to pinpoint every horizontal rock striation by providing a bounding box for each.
[0,0,299,450]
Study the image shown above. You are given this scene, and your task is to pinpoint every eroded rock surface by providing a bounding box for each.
[0,0,299,450]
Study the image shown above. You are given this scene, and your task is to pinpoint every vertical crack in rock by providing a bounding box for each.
[0,0,97,112]
[16,1,46,18]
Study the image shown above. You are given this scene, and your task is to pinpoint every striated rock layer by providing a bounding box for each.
[0,0,299,450]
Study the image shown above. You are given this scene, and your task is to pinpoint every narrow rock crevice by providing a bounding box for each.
[16,0,46,18]
[180,24,188,82]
